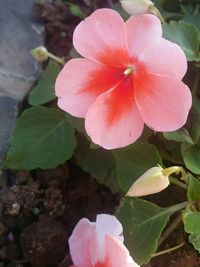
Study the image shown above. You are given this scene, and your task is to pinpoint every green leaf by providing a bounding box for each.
[183,211,200,253]
[74,137,120,193]
[182,14,200,32]
[189,233,200,252]
[113,142,162,191]
[69,47,81,59]
[28,61,60,106]
[65,113,85,133]
[183,145,200,174]
[4,107,76,170]
[163,128,194,145]
[68,4,85,19]
[113,2,129,20]
[116,198,184,264]
[163,21,200,61]
[187,173,200,202]
[62,1,85,18]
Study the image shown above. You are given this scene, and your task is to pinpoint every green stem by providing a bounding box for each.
[158,214,182,247]
[149,6,166,24]
[168,201,188,214]
[169,177,187,190]
[47,52,65,66]
[153,242,185,257]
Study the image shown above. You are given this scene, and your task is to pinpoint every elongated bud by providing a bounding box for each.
[31,46,49,62]
[126,166,169,197]
[120,0,154,16]
[126,165,186,197]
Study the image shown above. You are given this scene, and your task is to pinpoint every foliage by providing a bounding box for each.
[28,61,59,106]
[3,0,200,264]
[116,198,186,264]
[113,142,162,191]
[4,107,76,170]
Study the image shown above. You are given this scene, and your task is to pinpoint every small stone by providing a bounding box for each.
[7,203,21,216]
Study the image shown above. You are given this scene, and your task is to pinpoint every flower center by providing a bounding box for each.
[124,66,134,76]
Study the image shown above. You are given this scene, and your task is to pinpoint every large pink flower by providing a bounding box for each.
[55,9,192,149]
[69,214,139,267]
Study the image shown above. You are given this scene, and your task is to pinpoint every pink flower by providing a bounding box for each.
[68,214,139,267]
[55,9,192,149]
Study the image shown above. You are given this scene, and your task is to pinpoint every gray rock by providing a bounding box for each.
[0,0,44,163]
[0,0,43,100]
[0,97,18,163]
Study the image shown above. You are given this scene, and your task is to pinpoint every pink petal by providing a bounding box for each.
[68,218,96,267]
[95,214,124,260]
[85,78,144,149]
[126,14,162,61]
[134,73,192,131]
[96,214,124,242]
[55,58,123,117]
[139,38,187,79]
[73,9,129,68]
[104,235,139,267]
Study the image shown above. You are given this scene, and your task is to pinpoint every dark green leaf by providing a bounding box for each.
[182,14,200,32]
[113,142,162,192]
[163,21,200,61]
[163,128,194,145]
[187,173,200,202]
[113,2,129,20]
[65,113,85,133]
[116,198,184,264]
[28,61,60,106]
[74,137,120,193]
[4,107,76,170]
[183,145,200,174]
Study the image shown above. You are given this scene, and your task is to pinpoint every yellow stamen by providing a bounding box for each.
[124,66,134,75]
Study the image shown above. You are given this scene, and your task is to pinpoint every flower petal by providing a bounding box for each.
[85,78,144,149]
[68,218,96,267]
[55,58,123,117]
[139,38,187,79]
[105,235,139,267]
[126,14,162,60]
[96,214,124,243]
[134,73,192,131]
[96,214,124,260]
[73,9,129,68]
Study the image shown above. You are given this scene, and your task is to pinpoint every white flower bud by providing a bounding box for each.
[120,0,154,16]
[126,166,170,197]
[31,46,49,62]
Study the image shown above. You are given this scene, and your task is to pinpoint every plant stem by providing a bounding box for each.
[149,6,166,24]
[168,201,188,213]
[158,214,182,247]
[169,177,187,190]
[153,242,185,257]
[47,52,65,66]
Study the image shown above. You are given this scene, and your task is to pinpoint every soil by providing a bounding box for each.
[1,1,200,266]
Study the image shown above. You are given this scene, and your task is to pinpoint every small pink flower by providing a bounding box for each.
[68,214,139,267]
[55,9,192,149]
